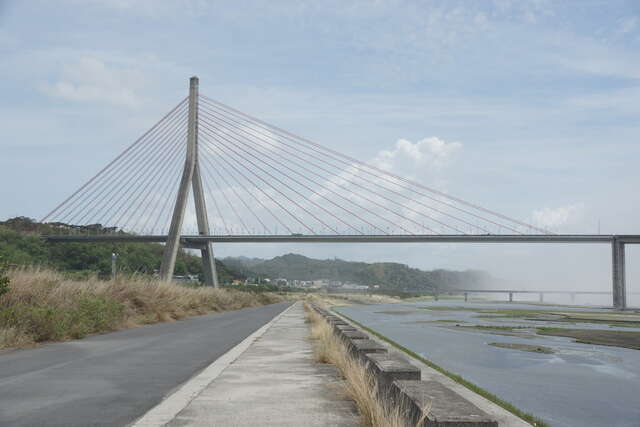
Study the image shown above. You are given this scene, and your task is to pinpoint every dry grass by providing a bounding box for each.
[309,293,403,307]
[0,267,287,349]
[305,304,410,427]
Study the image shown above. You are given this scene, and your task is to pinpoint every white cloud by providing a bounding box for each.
[531,203,584,230]
[371,137,462,174]
[42,56,146,108]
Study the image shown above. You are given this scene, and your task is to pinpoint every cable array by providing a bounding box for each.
[196,95,550,235]
[41,98,189,235]
[42,94,551,236]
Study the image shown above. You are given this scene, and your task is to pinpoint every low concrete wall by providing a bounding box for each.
[310,304,499,427]
[392,380,497,427]
[365,352,421,399]
[344,338,387,363]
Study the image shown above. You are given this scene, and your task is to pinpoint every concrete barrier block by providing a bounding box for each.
[339,330,369,340]
[391,380,497,427]
[365,353,421,397]
[345,339,388,362]
[334,326,356,338]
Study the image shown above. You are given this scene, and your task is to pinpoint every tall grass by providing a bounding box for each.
[305,304,410,427]
[0,267,287,349]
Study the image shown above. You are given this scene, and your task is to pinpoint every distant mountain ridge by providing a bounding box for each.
[223,253,491,292]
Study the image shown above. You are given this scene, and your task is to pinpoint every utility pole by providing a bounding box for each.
[159,76,219,287]
[111,252,118,281]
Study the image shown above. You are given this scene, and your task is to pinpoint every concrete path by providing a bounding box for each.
[0,302,292,427]
[166,302,358,427]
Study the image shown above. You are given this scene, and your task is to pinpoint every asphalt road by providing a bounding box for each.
[0,302,292,427]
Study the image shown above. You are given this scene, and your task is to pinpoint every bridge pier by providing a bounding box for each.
[612,239,627,310]
[464,292,468,303]
[538,292,543,303]
[508,292,513,303]
[160,76,219,287]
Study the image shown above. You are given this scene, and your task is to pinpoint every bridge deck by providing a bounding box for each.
[43,233,640,244]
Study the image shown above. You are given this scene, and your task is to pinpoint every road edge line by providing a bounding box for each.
[131,301,297,427]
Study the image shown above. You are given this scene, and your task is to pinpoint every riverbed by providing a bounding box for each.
[336,301,640,427]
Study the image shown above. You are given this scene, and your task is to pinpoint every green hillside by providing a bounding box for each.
[224,253,491,292]
[0,217,237,282]
[1,217,491,291]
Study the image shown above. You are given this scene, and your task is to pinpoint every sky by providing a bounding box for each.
[1,0,639,300]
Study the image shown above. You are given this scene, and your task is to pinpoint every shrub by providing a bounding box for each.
[0,267,289,349]
[0,268,8,298]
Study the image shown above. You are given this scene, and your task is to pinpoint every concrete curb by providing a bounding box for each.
[310,304,501,427]
[130,302,296,427]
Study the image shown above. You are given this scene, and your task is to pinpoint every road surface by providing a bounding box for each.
[0,302,292,426]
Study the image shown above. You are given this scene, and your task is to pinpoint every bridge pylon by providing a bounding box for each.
[159,76,219,287]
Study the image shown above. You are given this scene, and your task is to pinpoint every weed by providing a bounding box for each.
[0,267,288,349]
[305,304,409,427]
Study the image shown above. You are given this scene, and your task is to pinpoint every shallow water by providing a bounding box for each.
[337,301,640,427]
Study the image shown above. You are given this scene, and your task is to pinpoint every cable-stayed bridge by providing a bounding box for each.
[41,77,638,309]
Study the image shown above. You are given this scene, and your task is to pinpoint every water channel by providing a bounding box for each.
[336,301,640,427]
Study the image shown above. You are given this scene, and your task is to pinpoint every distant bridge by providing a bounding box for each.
[323,284,639,303]
[41,77,638,309]
[434,288,640,304]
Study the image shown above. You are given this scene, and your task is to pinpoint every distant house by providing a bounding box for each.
[342,283,368,290]
[312,279,330,288]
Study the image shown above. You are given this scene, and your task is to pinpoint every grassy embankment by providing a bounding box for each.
[0,268,288,349]
[309,293,406,306]
[305,303,416,427]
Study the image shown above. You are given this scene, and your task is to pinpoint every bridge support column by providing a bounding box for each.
[612,238,627,310]
[160,76,218,287]
[539,292,543,303]
[509,292,513,303]
[192,158,218,287]
[464,292,468,303]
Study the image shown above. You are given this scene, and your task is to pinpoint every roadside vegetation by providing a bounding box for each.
[304,303,411,427]
[0,268,287,350]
